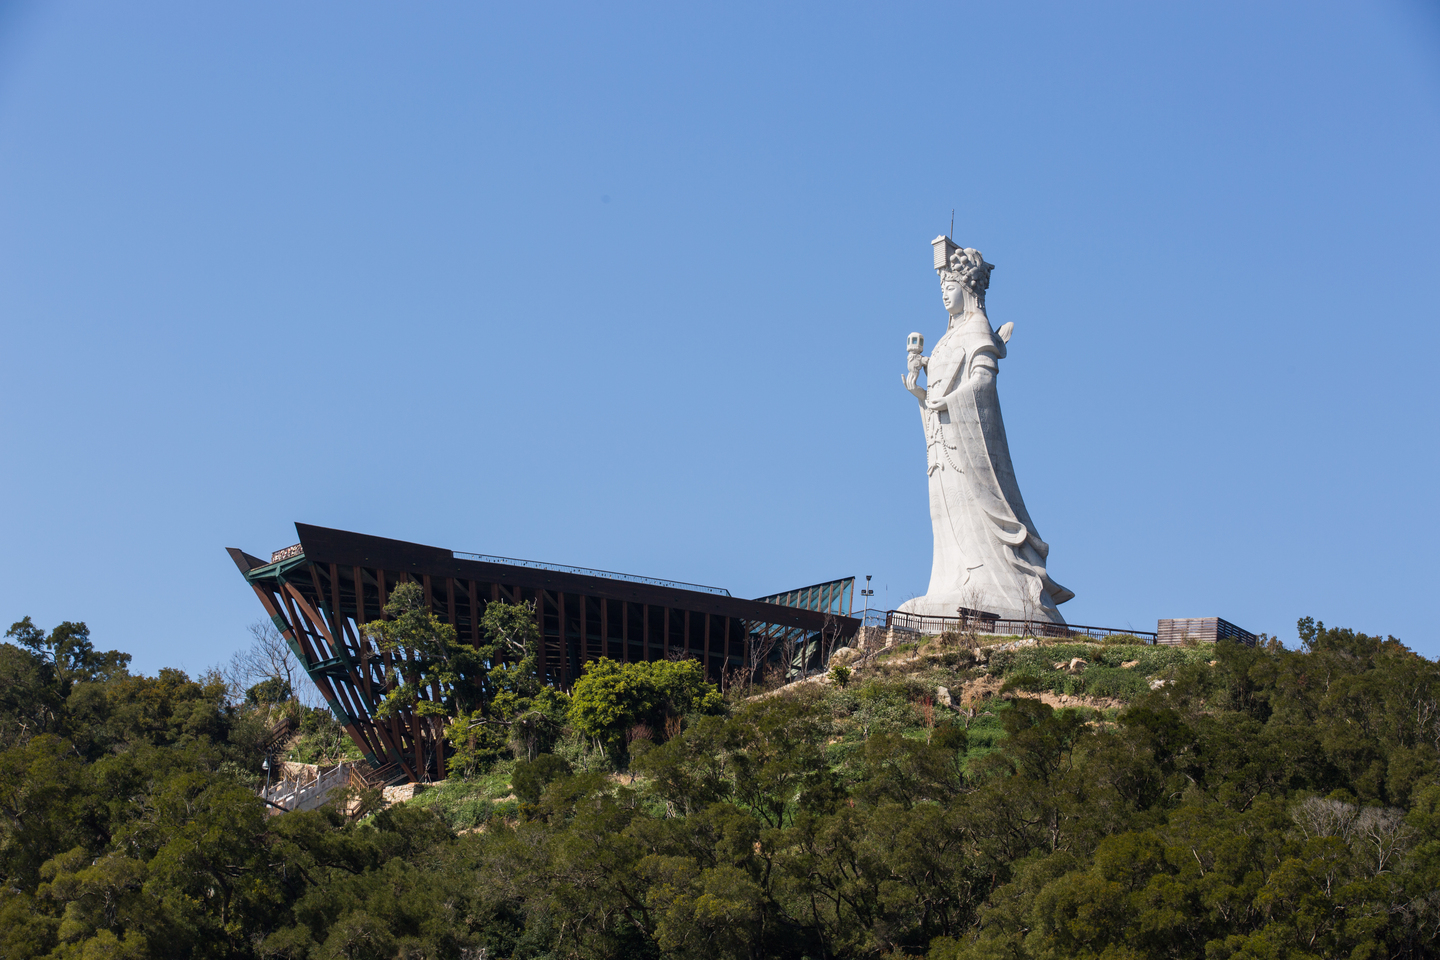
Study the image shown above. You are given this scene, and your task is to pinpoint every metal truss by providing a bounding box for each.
[229,524,860,783]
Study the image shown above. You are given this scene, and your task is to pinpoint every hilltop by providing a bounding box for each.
[2,616,1439,959]
[393,632,1223,827]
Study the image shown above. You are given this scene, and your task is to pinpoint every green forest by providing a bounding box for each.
[2,610,1439,960]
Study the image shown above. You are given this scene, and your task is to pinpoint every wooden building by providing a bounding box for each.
[1156,617,1257,647]
[228,523,857,783]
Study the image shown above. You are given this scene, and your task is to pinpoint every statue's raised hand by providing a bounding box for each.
[902,370,926,403]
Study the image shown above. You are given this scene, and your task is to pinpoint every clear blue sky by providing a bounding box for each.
[2,1,1438,671]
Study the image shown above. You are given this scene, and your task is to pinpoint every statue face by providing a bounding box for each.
[941,278,966,315]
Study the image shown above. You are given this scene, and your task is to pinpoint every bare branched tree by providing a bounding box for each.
[1292,796,1360,841]
[1355,806,1415,874]
[1415,694,1440,754]
[820,613,844,670]
[780,631,799,683]
[1292,796,1415,877]
[747,629,778,693]
[226,620,318,708]
[958,585,988,648]
[720,663,748,699]
[1018,583,1039,638]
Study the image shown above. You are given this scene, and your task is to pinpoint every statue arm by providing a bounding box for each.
[902,370,926,404]
[924,364,961,409]
[969,350,999,377]
[925,342,1003,409]
[902,351,929,404]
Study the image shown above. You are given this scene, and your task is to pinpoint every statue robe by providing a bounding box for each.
[900,312,1073,623]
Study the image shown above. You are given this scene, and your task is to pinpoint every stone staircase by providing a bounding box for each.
[260,762,356,814]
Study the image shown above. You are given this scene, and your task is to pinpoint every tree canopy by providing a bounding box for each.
[569,656,725,754]
[1,615,1439,959]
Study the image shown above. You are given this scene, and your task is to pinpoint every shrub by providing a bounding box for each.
[245,676,293,705]
[1100,633,1148,646]
[448,796,494,830]
[490,798,521,822]
[512,754,573,803]
[983,643,1214,705]
[568,657,724,755]
[286,706,362,764]
[405,775,516,831]
[1077,666,1152,701]
[839,678,926,738]
[830,665,852,688]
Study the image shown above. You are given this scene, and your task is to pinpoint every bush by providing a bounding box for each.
[245,676,293,705]
[962,700,1010,760]
[512,753,573,803]
[449,796,494,830]
[828,677,927,739]
[1077,666,1153,701]
[940,648,977,669]
[568,657,724,755]
[407,776,512,831]
[983,643,1212,704]
[491,798,521,822]
[830,665,852,687]
[1100,633,1148,646]
[287,706,362,764]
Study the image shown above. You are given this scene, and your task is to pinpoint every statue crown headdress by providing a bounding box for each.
[931,235,994,294]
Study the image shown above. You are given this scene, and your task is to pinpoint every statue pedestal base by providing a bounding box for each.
[897,593,1066,626]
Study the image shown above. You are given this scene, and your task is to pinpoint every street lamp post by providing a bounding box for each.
[861,575,874,623]
[262,756,271,797]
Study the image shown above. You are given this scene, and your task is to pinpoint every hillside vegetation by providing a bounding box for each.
[2,615,1439,960]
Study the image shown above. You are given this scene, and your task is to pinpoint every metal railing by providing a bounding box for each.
[451,552,732,597]
[883,609,1157,642]
[270,543,304,563]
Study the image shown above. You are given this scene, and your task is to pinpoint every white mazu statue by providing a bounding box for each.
[899,236,1074,623]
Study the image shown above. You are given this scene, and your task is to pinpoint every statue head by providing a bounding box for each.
[938,246,994,316]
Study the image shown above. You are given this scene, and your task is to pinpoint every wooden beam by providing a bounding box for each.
[353,565,367,623]
[572,593,582,681]
[276,582,401,774]
[535,589,549,683]
[375,569,419,778]
[354,565,373,696]
[558,592,568,686]
[468,580,480,646]
[279,584,322,665]
[306,564,335,659]
[330,563,348,660]
[582,594,593,665]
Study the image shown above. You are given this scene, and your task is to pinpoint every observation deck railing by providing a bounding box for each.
[451,552,732,597]
[882,609,1157,642]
